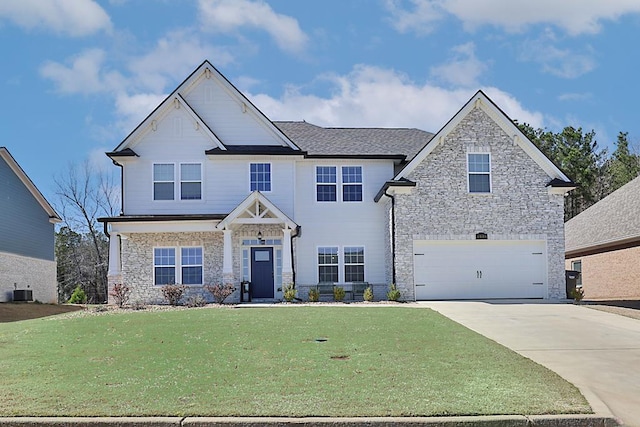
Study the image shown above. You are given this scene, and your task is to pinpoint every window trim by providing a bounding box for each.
[467,153,492,194]
[180,246,203,285]
[179,163,203,201]
[317,246,339,283]
[249,162,272,192]
[571,260,582,288]
[153,246,204,286]
[343,245,365,282]
[316,245,366,283]
[341,165,363,202]
[315,165,337,202]
[153,162,176,201]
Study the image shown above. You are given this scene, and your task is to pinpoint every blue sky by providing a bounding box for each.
[1,0,640,204]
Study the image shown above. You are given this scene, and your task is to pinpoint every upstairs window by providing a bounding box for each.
[180,163,202,200]
[342,166,363,202]
[468,153,491,193]
[318,246,339,282]
[250,163,271,192]
[316,166,337,202]
[153,163,174,200]
[344,246,365,282]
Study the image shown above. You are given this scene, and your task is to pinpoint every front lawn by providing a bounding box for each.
[0,306,589,417]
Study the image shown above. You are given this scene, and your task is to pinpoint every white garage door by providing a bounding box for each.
[413,240,547,300]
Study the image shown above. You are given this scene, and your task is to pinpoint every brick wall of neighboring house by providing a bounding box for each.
[566,246,640,300]
[0,251,57,303]
[393,107,566,300]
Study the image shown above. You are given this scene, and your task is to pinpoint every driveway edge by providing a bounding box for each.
[0,415,620,427]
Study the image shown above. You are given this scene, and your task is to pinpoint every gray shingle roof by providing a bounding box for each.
[565,174,640,254]
[273,121,434,159]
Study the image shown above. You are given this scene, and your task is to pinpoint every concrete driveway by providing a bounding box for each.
[419,301,640,427]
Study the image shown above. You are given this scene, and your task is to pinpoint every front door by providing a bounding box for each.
[251,247,274,298]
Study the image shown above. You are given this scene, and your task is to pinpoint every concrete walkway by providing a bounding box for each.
[419,301,640,427]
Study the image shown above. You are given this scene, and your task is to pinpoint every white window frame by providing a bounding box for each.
[316,245,366,283]
[467,153,492,193]
[153,163,176,201]
[179,163,203,201]
[317,246,339,282]
[249,162,272,192]
[180,247,203,285]
[571,260,582,288]
[343,246,365,282]
[316,166,337,202]
[153,246,204,286]
[341,166,363,202]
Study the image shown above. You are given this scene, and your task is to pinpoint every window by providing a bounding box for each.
[316,166,337,201]
[344,246,365,282]
[318,247,339,282]
[180,163,201,200]
[572,260,582,288]
[153,163,174,200]
[250,163,271,191]
[181,247,203,285]
[154,248,176,285]
[342,166,363,202]
[468,153,491,193]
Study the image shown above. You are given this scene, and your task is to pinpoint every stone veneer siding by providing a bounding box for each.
[393,107,566,300]
[566,246,640,299]
[0,251,57,303]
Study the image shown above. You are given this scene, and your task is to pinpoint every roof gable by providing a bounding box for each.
[0,147,60,223]
[395,91,571,183]
[111,60,299,154]
[216,191,298,231]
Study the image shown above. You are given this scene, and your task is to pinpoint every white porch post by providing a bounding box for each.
[222,229,234,283]
[282,228,293,285]
[107,232,122,304]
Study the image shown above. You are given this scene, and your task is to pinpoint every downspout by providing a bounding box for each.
[384,191,397,285]
[291,226,301,286]
[112,159,124,215]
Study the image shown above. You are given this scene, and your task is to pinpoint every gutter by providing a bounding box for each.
[384,191,397,286]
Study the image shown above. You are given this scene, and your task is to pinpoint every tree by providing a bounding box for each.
[606,132,640,194]
[54,161,119,303]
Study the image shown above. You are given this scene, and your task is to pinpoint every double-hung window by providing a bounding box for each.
[180,163,202,200]
[153,163,175,200]
[342,166,362,202]
[318,247,339,282]
[344,246,365,282]
[316,166,337,202]
[250,163,271,191]
[468,153,491,193]
[154,247,203,285]
[154,248,176,285]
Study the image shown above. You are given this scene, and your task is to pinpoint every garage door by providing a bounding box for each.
[413,240,547,300]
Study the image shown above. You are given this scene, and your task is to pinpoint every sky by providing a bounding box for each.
[1,0,640,205]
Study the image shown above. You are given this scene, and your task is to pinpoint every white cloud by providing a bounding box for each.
[558,92,593,102]
[386,0,640,36]
[197,0,308,54]
[249,65,544,131]
[114,92,167,133]
[0,0,111,37]
[520,31,596,79]
[429,42,488,87]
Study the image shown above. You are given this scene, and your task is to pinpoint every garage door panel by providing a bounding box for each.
[413,240,547,300]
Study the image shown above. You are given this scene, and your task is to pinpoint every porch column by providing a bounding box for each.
[282,228,293,285]
[223,229,233,274]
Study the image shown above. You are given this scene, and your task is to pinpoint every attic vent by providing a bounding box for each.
[476,232,488,240]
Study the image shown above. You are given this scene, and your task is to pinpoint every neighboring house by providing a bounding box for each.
[565,175,640,299]
[0,147,61,303]
[98,60,574,304]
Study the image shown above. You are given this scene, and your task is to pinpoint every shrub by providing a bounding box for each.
[363,286,374,302]
[161,284,187,306]
[203,283,235,304]
[571,287,585,304]
[186,294,208,308]
[333,286,346,302]
[68,286,87,304]
[387,283,401,302]
[308,288,320,302]
[109,283,131,308]
[283,283,296,302]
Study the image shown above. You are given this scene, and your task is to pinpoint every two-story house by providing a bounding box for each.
[99,60,574,304]
[1,147,60,303]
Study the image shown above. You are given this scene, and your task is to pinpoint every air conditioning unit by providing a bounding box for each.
[13,289,33,302]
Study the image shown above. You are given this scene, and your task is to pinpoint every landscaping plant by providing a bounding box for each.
[161,284,187,306]
[283,283,296,302]
[333,286,346,302]
[203,283,235,304]
[363,286,374,302]
[109,283,131,308]
[68,285,87,304]
[307,287,320,302]
[387,283,401,301]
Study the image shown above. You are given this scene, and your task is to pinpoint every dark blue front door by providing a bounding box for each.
[251,247,274,298]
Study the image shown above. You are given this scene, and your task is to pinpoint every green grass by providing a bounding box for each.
[0,306,590,417]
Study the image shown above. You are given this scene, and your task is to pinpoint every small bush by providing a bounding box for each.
[186,294,208,308]
[203,283,235,304]
[333,286,346,302]
[570,287,584,304]
[308,288,320,302]
[131,300,147,310]
[387,283,401,302]
[283,283,296,302]
[68,286,87,304]
[109,283,131,308]
[363,286,374,302]
[161,284,187,306]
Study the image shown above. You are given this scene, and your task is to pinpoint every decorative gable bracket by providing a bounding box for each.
[216,191,298,231]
